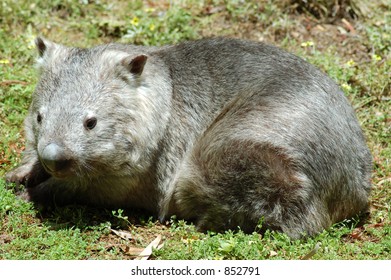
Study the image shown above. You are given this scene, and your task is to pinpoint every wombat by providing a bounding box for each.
[6,37,372,239]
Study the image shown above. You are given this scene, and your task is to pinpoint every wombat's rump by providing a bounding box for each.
[6,37,372,239]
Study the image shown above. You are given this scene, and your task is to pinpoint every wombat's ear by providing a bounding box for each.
[121,55,148,76]
[35,37,48,57]
[34,37,64,69]
[35,37,58,58]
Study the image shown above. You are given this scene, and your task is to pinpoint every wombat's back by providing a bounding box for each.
[159,38,372,238]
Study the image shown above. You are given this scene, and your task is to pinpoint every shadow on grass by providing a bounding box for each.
[33,203,157,232]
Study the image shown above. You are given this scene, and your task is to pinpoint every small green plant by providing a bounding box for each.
[112,209,130,228]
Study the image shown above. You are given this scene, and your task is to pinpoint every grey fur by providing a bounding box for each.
[6,37,372,239]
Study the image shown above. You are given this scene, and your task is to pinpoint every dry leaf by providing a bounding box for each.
[269,250,278,257]
[110,229,133,240]
[136,235,162,260]
[350,228,364,240]
[126,247,145,256]
[300,242,321,260]
[341,18,355,33]
[366,223,385,229]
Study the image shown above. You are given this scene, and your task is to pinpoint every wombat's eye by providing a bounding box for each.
[37,113,42,123]
[84,117,97,130]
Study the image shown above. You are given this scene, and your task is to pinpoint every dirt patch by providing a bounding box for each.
[343,223,387,243]
[197,1,374,64]
[0,233,14,245]
[90,222,172,260]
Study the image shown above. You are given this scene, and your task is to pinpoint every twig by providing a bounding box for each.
[0,80,28,86]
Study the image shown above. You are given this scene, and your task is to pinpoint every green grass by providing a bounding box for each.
[1,0,390,260]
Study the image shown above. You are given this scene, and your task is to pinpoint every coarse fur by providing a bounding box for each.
[6,37,372,239]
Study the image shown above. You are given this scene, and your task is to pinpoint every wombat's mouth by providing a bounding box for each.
[39,143,76,179]
[41,165,75,179]
[40,158,76,179]
[47,170,74,179]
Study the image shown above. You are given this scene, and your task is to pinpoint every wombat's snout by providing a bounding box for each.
[40,143,73,176]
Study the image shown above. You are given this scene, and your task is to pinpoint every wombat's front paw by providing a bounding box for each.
[5,162,51,189]
[5,164,32,189]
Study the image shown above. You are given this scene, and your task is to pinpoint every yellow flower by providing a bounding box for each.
[130,16,139,26]
[181,238,195,244]
[149,23,155,31]
[345,59,355,67]
[144,8,155,13]
[25,34,36,50]
[372,54,382,62]
[27,41,35,50]
[0,59,10,64]
[301,41,314,47]
[341,83,352,91]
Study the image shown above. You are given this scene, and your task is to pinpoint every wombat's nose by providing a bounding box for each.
[41,143,72,174]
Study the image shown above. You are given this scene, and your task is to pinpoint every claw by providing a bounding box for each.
[5,161,51,189]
